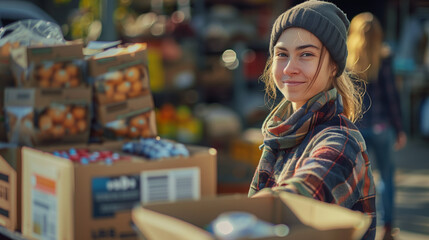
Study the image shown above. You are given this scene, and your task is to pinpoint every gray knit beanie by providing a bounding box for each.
[269,0,350,77]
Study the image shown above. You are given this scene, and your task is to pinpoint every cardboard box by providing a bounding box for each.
[4,87,92,146]
[132,192,371,240]
[0,47,18,142]
[9,41,85,88]
[95,93,157,141]
[21,141,217,240]
[0,145,21,231]
[88,43,150,105]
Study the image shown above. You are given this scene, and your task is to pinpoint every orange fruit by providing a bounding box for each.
[116,81,131,94]
[130,115,146,130]
[50,125,65,138]
[38,78,51,88]
[65,64,79,77]
[69,77,80,87]
[37,64,53,79]
[38,115,52,132]
[105,71,123,85]
[63,113,75,128]
[76,119,87,132]
[72,106,86,120]
[124,66,140,82]
[53,69,69,85]
[113,93,127,102]
[127,126,140,138]
[48,106,66,124]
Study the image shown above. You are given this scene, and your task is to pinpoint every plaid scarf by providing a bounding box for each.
[262,88,340,150]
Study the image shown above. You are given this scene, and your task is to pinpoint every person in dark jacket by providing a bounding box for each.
[347,12,407,240]
[248,1,376,239]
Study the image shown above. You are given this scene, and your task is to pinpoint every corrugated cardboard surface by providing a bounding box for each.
[132,192,371,240]
[0,146,21,231]
[21,142,217,240]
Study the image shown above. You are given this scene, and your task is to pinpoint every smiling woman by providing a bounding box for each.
[248,1,376,240]
[272,28,334,110]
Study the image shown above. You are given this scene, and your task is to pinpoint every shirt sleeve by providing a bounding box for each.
[271,128,368,208]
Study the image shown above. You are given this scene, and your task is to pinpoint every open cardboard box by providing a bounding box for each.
[21,141,217,240]
[132,192,371,240]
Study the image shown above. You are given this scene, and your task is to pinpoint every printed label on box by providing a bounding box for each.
[140,167,200,203]
[91,167,200,218]
[5,88,35,106]
[31,174,57,240]
[92,175,140,218]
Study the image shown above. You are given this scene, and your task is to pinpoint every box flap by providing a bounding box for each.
[88,44,148,76]
[132,206,213,240]
[133,193,370,240]
[278,192,371,240]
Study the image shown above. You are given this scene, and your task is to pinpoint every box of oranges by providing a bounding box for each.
[94,94,157,141]
[87,43,150,105]
[4,87,92,146]
[9,41,85,88]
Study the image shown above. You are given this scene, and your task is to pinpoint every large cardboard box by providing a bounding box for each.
[4,87,92,146]
[21,141,217,240]
[132,192,371,240]
[0,145,21,231]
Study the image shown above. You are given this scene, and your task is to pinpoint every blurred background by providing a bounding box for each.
[0,0,428,239]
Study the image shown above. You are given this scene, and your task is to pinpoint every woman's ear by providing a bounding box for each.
[331,66,338,77]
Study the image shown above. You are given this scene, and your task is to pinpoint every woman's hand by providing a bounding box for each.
[250,189,276,198]
[394,131,407,151]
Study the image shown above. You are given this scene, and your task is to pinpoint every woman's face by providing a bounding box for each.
[272,27,335,110]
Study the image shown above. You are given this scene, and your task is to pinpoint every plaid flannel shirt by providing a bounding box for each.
[249,91,376,240]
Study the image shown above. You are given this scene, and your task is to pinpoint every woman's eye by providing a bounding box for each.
[276,52,288,57]
[301,52,315,57]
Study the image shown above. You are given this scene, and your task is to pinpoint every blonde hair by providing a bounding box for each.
[346,12,384,81]
[261,47,364,122]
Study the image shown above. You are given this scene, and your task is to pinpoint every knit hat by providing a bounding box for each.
[269,0,350,77]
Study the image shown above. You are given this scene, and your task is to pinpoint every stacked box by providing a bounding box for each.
[88,43,150,105]
[0,42,22,142]
[4,87,92,146]
[9,41,86,88]
[21,142,217,240]
[87,43,157,141]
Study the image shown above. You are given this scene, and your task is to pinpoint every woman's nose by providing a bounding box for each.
[283,58,299,75]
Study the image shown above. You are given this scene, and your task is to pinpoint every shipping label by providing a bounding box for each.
[140,167,200,203]
[31,174,57,240]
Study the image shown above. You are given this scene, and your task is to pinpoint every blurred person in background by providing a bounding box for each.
[248,1,376,239]
[346,12,407,240]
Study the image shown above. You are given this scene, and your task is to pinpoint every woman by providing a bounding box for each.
[248,1,376,239]
[347,12,407,240]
